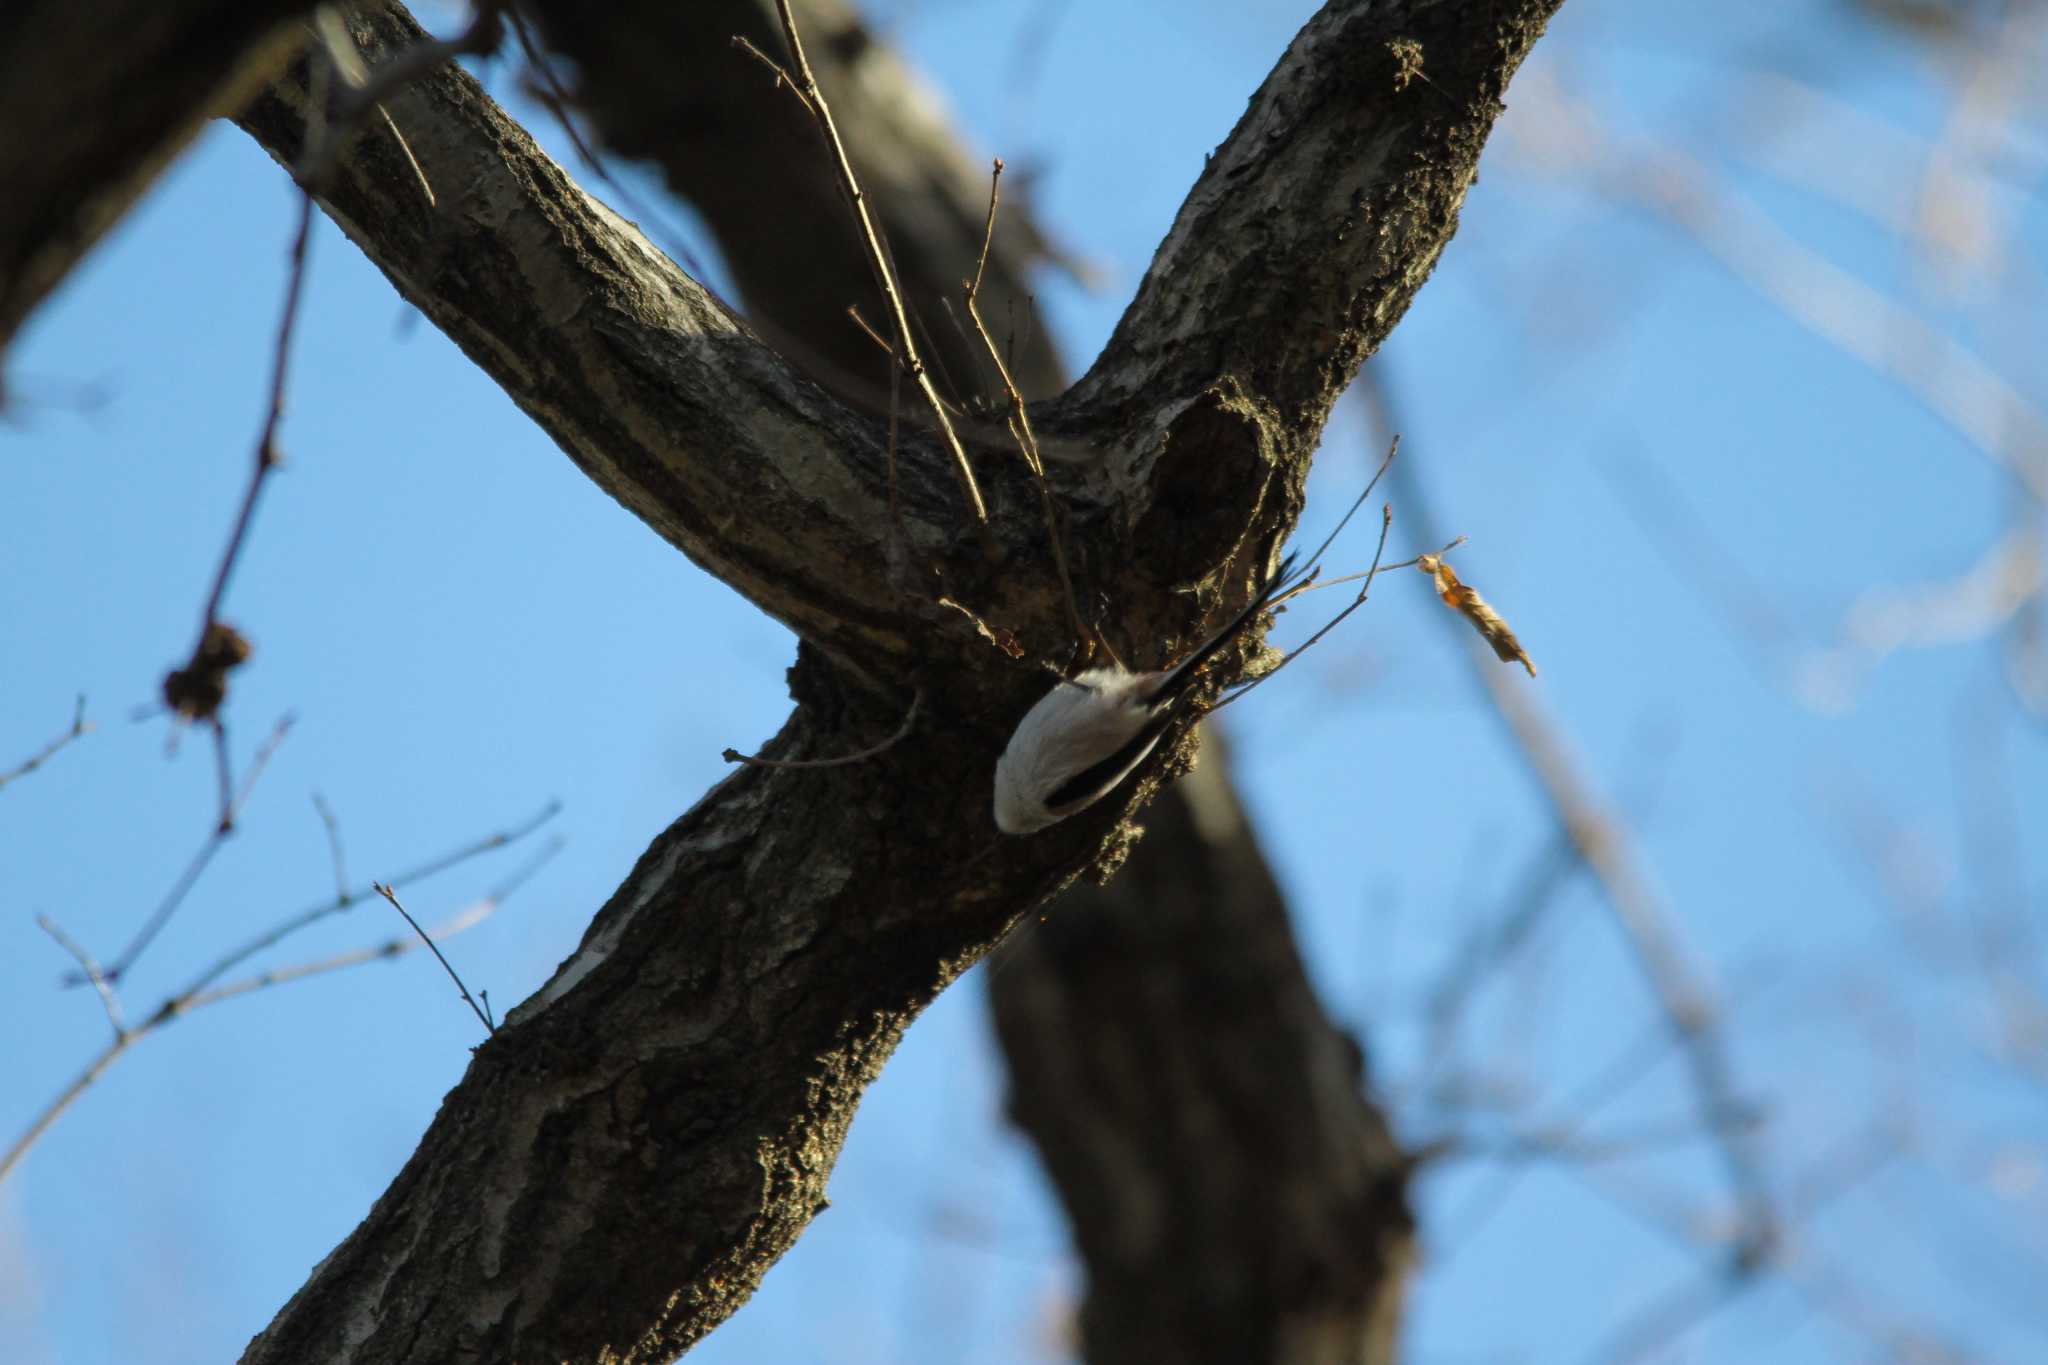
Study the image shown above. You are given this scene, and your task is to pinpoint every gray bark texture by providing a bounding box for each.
[4,0,1563,1359]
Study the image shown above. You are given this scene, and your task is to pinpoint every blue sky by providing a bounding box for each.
[4,1,2046,1361]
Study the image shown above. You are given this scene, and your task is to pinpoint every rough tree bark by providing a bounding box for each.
[5,0,1563,1359]
[530,5,1414,1358]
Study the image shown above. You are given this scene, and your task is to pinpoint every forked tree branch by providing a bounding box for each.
[4,0,1562,1357]
[220,3,1562,1359]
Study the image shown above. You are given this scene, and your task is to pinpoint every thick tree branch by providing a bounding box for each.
[1066,4,1553,434]
[0,0,314,355]
[7,0,1580,1357]
[237,4,999,674]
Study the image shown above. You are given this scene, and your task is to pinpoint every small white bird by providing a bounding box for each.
[992,554,1300,834]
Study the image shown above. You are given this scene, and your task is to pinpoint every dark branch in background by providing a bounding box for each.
[500,13,713,283]
[77,712,295,987]
[4,807,561,1186]
[0,0,315,356]
[519,0,1075,424]
[0,695,92,792]
[165,0,514,737]
[989,736,1415,1365]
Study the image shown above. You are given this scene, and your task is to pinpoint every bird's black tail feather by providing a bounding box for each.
[1146,551,1304,706]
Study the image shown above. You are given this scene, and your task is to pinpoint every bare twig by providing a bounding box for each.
[1212,437,1403,710]
[162,4,514,737]
[160,185,315,733]
[1195,437,1405,713]
[961,158,1086,645]
[845,303,892,355]
[77,713,297,988]
[1422,1110,1758,1168]
[206,195,311,637]
[723,691,923,770]
[311,791,349,902]
[732,10,989,525]
[181,800,561,1000]
[376,882,496,1035]
[374,104,437,208]
[210,718,234,826]
[1284,535,1467,597]
[0,695,92,792]
[36,916,126,1038]
[1216,503,1393,709]
[4,827,559,1187]
[1298,434,1401,580]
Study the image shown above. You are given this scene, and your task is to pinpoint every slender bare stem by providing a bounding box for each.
[724,691,923,769]
[960,158,1086,645]
[85,714,296,986]
[36,916,126,1037]
[0,695,92,792]
[376,882,496,1035]
[4,829,560,1186]
[732,11,989,524]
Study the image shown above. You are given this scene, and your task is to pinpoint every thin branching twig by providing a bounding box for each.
[376,882,497,1035]
[311,791,348,901]
[960,158,1085,643]
[1212,437,1402,711]
[723,691,923,770]
[3,817,560,1186]
[77,713,296,988]
[181,800,561,1000]
[0,696,92,792]
[732,5,989,526]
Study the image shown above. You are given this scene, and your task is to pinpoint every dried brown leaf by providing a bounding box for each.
[1417,554,1536,677]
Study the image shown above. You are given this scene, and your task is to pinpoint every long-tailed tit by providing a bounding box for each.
[992,554,1300,834]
